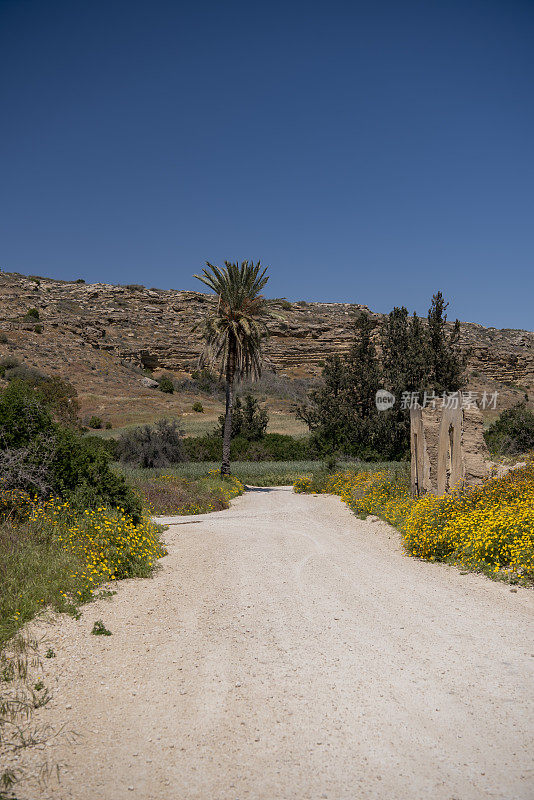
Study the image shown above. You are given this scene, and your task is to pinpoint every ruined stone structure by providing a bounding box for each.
[410,394,490,497]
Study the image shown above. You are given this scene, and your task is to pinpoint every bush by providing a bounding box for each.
[83,435,119,460]
[105,421,113,429]
[75,278,85,283]
[218,394,268,441]
[88,415,103,429]
[0,380,54,449]
[180,368,224,396]
[0,370,79,428]
[32,375,80,428]
[484,403,534,455]
[192,402,204,413]
[183,432,311,462]
[3,365,46,383]
[158,375,174,394]
[0,381,141,521]
[51,430,142,521]
[116,419,185,468]
[34,324,43,334]
[0,356,20,376]
[24,308,40,321]
[0,332,8,343]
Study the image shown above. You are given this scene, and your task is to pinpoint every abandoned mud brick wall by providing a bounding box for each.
[410,396,490,497]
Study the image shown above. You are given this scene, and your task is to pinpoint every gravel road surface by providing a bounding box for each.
[9,486,534,799]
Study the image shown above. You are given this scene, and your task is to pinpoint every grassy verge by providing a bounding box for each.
[127,470,244,515]
[0,496,166,649]
[116,460,404,488]
[294,462,534,583]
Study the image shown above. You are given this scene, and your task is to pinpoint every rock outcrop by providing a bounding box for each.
[0,272,532,410]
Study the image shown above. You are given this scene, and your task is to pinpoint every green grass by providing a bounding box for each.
[90,410,309,440]
[116,460,404,487]
[0,518,84,647]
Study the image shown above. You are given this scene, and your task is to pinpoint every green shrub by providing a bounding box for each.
[105,421,113,429]
[182,368,224,396]
[34,324,43,334]
[0,380,53,448]
[34,375,80,428]
[75,278,85,283]
[84,435,119,459]
[88,415,103,429]
[0,381,141,521]
[192,401,204,413]
[0,332,8,343]
[217,394,268,441]
[24,308,40,321]
[484,403,534,455]
[183,432,311,462]
[51,430,142,521]
[117,419,185,468]
[158,375,174,394]
[132,473,243,515]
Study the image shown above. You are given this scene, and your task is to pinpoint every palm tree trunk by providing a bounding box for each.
[221,339,236,476]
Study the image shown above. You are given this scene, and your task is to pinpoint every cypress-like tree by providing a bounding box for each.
[427,291,465,394]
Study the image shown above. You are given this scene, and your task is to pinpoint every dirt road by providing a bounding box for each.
[12,487,534,799]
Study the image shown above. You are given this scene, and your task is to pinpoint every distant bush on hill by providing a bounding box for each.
[4,365,46,383]
[179,367,224,396]
[158,374,174,393]
[0,356,20,375]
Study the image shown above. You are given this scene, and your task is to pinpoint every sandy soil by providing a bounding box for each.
[7,487,533,800]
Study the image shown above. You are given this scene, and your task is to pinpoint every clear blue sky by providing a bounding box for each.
[1,0,533,330]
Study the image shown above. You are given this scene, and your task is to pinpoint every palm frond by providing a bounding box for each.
[194,260,275,380]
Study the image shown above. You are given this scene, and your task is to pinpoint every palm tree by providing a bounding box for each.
[194,260,273,476]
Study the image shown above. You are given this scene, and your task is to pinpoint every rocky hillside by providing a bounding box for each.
[0,271,532,425]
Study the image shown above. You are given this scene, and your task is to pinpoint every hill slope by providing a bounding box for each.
[0,271,532,429]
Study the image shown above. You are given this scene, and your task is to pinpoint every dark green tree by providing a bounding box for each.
[484,402,534,455]
[218,394,268,441]
[300,314,385,458]
[427,291,465,394]
[297,293,466,462]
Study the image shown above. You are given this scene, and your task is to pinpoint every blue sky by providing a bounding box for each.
[1,0,533,329]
